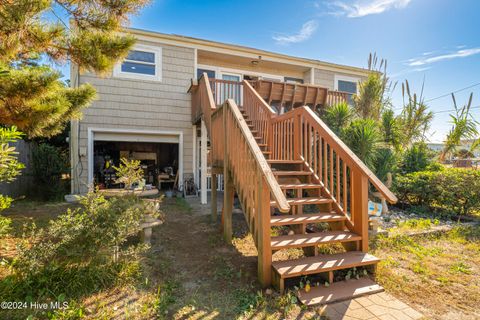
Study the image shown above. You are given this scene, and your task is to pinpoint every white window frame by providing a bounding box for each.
[334,74,360,94]
[113,44,162,81]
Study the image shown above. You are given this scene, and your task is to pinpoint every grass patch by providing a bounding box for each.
[373,225,480,319]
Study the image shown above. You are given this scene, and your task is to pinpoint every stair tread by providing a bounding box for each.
[297,278,384,306]
[271,197,333,206]
[267,159,304,164]
[272,251,380,278]
[272,170,312,176]
[271,231,361,249]
[270,212,346,226]
[279,183,321,189]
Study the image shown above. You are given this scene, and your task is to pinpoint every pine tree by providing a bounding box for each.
[0,0,149,137]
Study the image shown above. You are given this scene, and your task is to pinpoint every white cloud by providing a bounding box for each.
[390,66,431,78]
[407,48,480,66]
[327,0,411,18]
[273,20,318,45]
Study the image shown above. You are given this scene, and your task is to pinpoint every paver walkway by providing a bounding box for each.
[320,291,423,320]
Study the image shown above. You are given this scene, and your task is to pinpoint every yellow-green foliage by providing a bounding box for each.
[395,168,480,216]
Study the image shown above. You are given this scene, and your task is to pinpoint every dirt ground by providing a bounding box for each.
[3,197,478,319]
[143,197,320,319]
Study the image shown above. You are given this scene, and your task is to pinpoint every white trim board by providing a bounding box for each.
[87,128,183,190]
[197,63,284,81]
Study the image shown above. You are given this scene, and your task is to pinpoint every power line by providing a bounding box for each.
[392,81,480,111]
[431,105,480,114]
[424,81,480,103]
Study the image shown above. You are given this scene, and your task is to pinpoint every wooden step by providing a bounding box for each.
[267,159,304,164]
[271,231,361,250]
[279,183,321,190]
[272,251,379,279]
[297,278,384,306]
[272,170,312,176]
[270,213,345,226]
[270,197,332,206]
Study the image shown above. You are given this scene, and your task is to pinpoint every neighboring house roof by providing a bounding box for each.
[126,27,371,77]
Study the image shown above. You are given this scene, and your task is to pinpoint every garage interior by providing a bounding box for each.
[93,141,179,190]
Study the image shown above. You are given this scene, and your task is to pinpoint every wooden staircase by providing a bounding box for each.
[191,74,398,305]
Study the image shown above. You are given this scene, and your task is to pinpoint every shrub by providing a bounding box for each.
[32,143,69,200]
[0,191,161,301]
[0,215,12,237]
[399,142,437,174]
[395,168,480,216]
[343,119,381,169]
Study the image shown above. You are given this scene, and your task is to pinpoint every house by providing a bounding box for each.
[69,27,369,197]
[69,28,397,303]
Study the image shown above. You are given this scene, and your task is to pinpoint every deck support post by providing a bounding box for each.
[257,169,272,287]
[223,169,234,242]
[352,170,369,252]
[211,173,217,221]
[192,125,198,186]
[200,119,208,204]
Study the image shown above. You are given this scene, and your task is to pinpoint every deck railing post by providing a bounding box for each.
[351,170,369,252]
[294,112,302,160]
[256,169,272,287]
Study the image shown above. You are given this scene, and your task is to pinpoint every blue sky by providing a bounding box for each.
[61,0,480,142]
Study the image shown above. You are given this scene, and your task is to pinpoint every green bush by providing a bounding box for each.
[32,143,69,200]
[399,142,438,174]
[0,192,160,301]
[0,215,12,237]
[395,168,480,216]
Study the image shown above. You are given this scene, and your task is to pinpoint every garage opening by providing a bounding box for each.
[93,140,179,190]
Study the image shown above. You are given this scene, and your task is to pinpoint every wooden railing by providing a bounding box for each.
[191,74,216,133]
[271,106,397,251]
[209,79,243,106]
[242,81,277,148]
[211,98,289,286]
[326,90,349,106]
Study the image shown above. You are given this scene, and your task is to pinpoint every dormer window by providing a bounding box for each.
[113,45,162,81]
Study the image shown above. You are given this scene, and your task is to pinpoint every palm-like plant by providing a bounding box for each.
[398,80,433,149]
[440,93,478,161]
[322,102,354,136]
[353,73,385,120]
[381,109,403,151]
[343,119,381,168]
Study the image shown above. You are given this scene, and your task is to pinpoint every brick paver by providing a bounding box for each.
[321,292,423,320]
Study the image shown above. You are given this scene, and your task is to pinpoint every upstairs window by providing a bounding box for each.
[197,68,215,80]
[113,45,162,81]
[284,77,304,84]
[337,80,357,94]
[335,75,359,104]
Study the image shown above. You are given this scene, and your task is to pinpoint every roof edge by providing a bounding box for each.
[124,27,371,76]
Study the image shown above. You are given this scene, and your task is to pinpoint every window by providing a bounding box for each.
[284,77,304,84]
[113,45,162,81]
[334,75,359,105]
[197,68,215,80]
[338,80,357,94]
